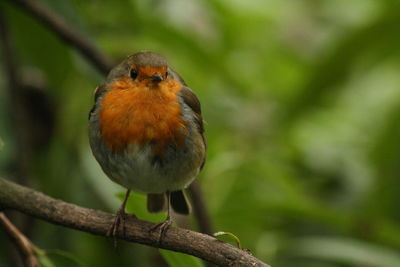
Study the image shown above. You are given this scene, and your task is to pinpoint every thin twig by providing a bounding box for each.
[0,212,41,267]
[7,0,114,75]
[0,177,270,267]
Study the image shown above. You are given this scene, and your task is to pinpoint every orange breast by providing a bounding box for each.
[99,77,188,155]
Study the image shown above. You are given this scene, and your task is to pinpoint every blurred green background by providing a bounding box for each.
[1,0,400,266]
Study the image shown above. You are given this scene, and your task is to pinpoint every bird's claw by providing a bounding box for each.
[149,217,172,244]
[107,209,136,247]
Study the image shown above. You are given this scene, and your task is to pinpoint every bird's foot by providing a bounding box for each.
[149,216,172,244]
[107,208,136,247]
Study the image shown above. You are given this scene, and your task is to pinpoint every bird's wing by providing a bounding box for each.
[180,85,207,170]
[88,84,107,120]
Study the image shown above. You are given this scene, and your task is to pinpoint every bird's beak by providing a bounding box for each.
[150,74,163,83]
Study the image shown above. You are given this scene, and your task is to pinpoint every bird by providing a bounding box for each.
[88,51,206,238]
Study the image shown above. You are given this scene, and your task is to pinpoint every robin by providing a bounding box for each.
[88,51,206,238]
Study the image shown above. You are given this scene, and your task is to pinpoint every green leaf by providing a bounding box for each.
[214,231,242,249]
[44,250,85,267]
[36,253,56,267]
[36,248,84,267]
[159,249,204,267]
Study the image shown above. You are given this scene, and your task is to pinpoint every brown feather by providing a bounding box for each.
[147,193,166,213]
[89,84,108,120]
[171,190,191,214]
[180,86,207,169]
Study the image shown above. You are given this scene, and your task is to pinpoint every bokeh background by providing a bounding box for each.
[1,0,400,266]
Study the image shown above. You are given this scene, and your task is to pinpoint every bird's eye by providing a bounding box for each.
[130,69,138,79]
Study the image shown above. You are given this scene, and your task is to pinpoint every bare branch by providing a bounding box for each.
[0,178,270,267]
[7,0,114,75]
[0,213,41,267]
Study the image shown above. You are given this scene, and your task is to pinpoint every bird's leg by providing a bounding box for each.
[150,191,173,243]
[107,189,132,246]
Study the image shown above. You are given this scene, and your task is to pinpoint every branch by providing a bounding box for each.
[7,0,114,75]
[0,212,41,267]
[0,178,270,267]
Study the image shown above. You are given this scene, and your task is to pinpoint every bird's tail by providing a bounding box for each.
[147,190,190,215]
[171,190,191,215]
[147,193,166,213]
